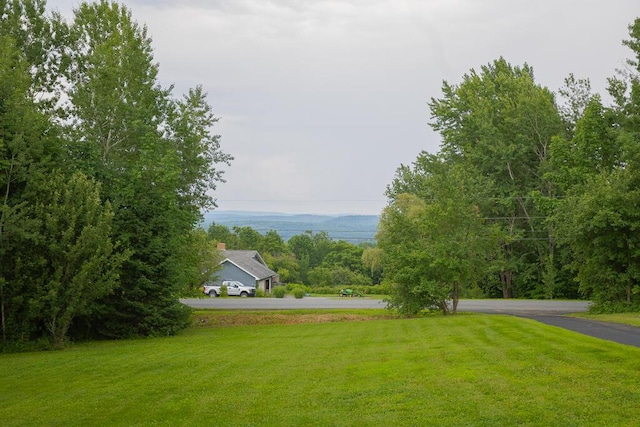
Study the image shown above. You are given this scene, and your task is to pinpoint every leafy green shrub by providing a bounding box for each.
[272,287,286,298]
[364,284,391,295]
[286,283,311,295]
[462,285,485,299]
[310,285,391,296]
[307,266,372,288]
[589,300,640,314]
[312,286,340,295]
[293,288,306,299]
[307,267,333,287]
[255,289,266,298]
[220,284,228,298]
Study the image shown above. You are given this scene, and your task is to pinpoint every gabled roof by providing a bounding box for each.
[221,250,277,280]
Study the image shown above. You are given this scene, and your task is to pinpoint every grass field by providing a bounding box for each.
[2,312,640,426]
[572,312,640,327]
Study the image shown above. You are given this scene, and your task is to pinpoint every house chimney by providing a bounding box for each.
[217,242,226,251]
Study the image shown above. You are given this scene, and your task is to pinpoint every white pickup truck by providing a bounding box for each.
[202,280,256,298]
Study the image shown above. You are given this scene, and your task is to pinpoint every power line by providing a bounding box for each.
[218,199,386,202]
[216,196,567,203]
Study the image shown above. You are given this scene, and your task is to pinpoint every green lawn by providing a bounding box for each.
[2,314,640,426]
[572,312,640,327]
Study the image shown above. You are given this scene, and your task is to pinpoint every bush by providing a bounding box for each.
[272,286,286,298]
[255,289,266,298]
[286,283,311,293]
[309,285,391,296]
[461,285,485,299]
[307,266,372,288]
[589,300,640,314]
[364,284,392,295]
[293,288,306,299]
[314,286,341,295]
[220,284,228,298]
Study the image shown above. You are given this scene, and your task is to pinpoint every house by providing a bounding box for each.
[215,243,279,294]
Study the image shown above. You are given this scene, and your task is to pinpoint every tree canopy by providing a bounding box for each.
[0,0,231,349]
[380,18,640,314]
[380,156,500,314]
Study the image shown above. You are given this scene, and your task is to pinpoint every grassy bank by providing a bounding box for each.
[572,312,640,327]
[2,313,640,426]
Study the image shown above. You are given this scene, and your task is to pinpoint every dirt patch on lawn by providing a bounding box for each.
[193,312,399,327]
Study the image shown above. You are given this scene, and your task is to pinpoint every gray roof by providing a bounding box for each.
[221,250,277,280]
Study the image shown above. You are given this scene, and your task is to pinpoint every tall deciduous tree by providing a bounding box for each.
[553,18,640,310]
[557,73,593,135]
[260,230,287,256]
[380,156,500,314]
[555,169,640,307]
[323,240,366,275]
[428,58,565,297]
[207,222,239,248]
[0,0,66,110]
[63,1,230,338]
[1,0,232,346]
[362,247,383,284]
[287,231,335,284]
[168,86,232,212]
[287,232,314,283]
[547,95,621,193]
[233,226,264,250]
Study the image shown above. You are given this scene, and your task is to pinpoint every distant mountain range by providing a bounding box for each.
[200,211,379,243]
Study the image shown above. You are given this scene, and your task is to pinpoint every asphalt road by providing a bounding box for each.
[181,297,589,314]
[181,297,640,347]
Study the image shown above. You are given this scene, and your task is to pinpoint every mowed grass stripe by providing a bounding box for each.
[2,314,640,426]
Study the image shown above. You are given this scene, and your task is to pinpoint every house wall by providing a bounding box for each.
[256,278,272,294]
[217,263,256,287]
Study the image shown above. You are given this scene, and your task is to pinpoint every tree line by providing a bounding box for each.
[0,0,231,349]
[379,18,640,315]
[207,224,383,289]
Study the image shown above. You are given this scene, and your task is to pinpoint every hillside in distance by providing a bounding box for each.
[201,211,379,244]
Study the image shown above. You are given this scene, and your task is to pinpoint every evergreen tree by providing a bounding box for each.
[0,34,62,347]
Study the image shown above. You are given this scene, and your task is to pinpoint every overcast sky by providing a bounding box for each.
[47,0,639,215]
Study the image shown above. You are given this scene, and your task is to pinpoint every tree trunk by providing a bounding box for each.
[500,270,512,298]
[452,283,459,314]
[440,300,450,315]
[1,286,5,343]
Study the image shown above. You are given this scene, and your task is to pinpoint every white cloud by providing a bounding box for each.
[47,0,640,214]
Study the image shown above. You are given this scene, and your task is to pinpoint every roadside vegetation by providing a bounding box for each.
[2,313,640,426]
